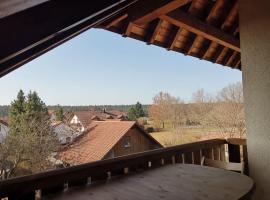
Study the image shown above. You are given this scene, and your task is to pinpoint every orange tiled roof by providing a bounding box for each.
[0,118,8,126]
[70,110,127,128]
[59,121,136,165]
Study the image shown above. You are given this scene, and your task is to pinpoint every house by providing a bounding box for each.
[0,118,9,142]
[52,121,80,145]
[68,110,127,132]
[2,0,270,198]
[59,121,162,165]
[48,110,57,122]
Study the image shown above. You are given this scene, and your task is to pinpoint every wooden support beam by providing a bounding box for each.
[104,14,128,29]
[160,10,240,52]
[145,19,163,44]
[130,0,191,25]
[226,51,238,66]
[168,28,181,50]
[187,0,225,56]
[216,47,229,64]
[235,59,241,69]
[122,22,134,37]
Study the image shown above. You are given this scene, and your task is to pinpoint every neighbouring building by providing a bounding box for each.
[68,110,127,132]
[48,109,57,122]
[52,121,80,145]
[59,121,162,165]
[0,118,9,142]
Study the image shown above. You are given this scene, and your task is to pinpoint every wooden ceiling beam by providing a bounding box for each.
[145,19,163,44]
[104,14,128,29]
[167,28,181,50]
[122,22,134,37]
[160,10,240,52]
[226,51,238,66]
[129,0,191,25]
[187,0,226,56]
[235,59,241,69]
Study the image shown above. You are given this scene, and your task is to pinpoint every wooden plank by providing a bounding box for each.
[43,164,254,200]
[104,14,128,28]
[0,139,226,198]
[160,10,240,52]
[227,138,247,146]
[129,0,191,25]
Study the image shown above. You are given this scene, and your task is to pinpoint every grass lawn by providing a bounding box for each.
[150,127,217,147]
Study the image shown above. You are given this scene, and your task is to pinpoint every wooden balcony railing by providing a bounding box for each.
[0,138,247,200]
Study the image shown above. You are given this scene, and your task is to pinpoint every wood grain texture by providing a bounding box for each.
[45,164,253,200]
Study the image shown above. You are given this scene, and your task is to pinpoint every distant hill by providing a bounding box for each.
[0,105,150,118]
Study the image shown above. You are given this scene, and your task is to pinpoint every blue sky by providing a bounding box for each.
[0,29,242,105]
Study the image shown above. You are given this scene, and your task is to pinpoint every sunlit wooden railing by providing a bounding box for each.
[0,138,247,199]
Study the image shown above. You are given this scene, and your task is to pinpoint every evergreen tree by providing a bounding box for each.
[55,105,64,121]
[127,102,145,120]
[1,90,57,179]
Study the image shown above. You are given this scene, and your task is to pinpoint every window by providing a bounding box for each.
[124,136,131,148]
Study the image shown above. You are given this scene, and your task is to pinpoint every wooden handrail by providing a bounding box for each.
[0,138,247,199]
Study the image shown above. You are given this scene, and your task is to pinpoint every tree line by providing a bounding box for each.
[148,82,245,138]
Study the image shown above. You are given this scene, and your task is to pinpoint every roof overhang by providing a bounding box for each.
[0,0,241,78]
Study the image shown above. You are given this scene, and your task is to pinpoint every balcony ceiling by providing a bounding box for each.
[0,0,240,78]
[100,0,241,70]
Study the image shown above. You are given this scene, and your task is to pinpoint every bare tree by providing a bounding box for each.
[148,92,185,130]
[206,82,245,138]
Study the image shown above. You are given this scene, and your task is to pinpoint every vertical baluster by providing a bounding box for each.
[243,145,249,175]
[213,146,220,160]
[220,144,226,161]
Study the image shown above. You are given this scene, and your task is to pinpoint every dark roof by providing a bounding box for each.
[59,121,161,165]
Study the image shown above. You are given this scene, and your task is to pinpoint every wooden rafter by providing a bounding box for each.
[235,59,241,69]
[122,22,134,37]
[216,47,229,64]
[104,14,128,29]
[226,51,238,66]
[160,10,240,52]
[167,28,181,50]
[145,19,164,44]
[187,0,226,55]
[129,0,191,25]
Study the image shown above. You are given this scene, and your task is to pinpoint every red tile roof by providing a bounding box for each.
[0,118,8,126]
[69,110,127,128]
[59,121,137,165]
